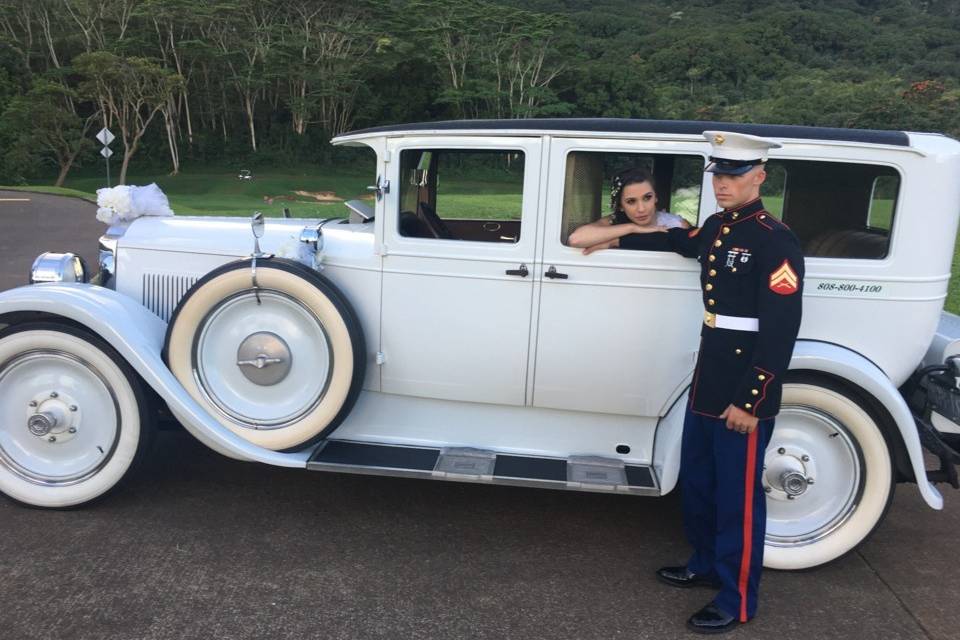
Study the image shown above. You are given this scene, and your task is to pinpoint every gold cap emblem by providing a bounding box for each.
[714,134,725,145]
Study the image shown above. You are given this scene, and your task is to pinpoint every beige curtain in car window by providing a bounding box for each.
[561,152,604,244]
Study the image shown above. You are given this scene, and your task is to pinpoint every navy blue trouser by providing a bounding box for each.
[680,407,775,622]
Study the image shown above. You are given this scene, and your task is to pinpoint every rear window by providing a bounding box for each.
[762,160,900,259]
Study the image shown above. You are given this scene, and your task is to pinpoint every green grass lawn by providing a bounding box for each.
[6,167,377,218]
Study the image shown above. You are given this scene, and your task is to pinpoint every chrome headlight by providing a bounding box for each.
[299,224,324,252]
[96,225,125,288]
[30,252,88,284]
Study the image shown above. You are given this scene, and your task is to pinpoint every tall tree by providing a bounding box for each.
[0,78,95,186]
[410,0,570,119]
[75,51,181,183]
[204,0,280,152]
[278,0,378,139]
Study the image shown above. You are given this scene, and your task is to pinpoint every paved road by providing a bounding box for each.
[0,191,958,640]
[0,190,100,292]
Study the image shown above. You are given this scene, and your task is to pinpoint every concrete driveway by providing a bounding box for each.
[0,190,957,640]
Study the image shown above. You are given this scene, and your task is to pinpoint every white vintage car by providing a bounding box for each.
[3,119,960,572]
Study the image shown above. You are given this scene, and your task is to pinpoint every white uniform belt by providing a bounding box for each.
[704,311,759,332]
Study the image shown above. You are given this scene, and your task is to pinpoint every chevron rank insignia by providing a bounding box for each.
[769,259,799,295]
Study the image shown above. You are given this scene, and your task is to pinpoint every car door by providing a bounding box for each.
[379,136,542,406]
[532,138,711,417]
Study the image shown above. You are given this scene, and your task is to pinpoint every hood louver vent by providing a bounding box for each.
[142,273,197,321]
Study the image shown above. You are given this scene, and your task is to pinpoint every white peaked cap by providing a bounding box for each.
[703,130,782,163]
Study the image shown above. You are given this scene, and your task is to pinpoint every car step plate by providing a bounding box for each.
[567,456,627,490]
[308,441,658,495]
[434,448,497,478]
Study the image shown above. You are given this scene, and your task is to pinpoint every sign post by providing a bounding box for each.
[96,127,115,187]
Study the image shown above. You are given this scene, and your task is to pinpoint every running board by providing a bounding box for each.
[307,441,659,495]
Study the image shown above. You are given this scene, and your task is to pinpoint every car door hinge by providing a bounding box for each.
[376,351,386,365]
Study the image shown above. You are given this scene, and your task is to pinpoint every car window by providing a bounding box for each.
[763,160,900,259]
[560,151,703,246]
[759,163,787,219]
[398,149,525,243]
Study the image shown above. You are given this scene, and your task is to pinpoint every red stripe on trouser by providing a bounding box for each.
[738,428,759,622]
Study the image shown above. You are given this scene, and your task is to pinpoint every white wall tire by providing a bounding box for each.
[165,259,365,451]
[0,323,150,509]
[763,379,895,570]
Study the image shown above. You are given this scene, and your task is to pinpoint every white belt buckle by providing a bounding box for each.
[704,312,759,332]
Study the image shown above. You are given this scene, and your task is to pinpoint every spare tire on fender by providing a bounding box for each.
[164,258,365,451]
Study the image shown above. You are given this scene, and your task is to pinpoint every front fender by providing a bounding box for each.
[0,283,311,467]
[791,340,941,509]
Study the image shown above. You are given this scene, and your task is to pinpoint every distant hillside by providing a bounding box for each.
[0,0,957,182]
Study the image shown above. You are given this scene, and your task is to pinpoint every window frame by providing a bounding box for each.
[556,147,709,249]
[382,136,543,262]
[768,156,904,261]
[396,146,529,245]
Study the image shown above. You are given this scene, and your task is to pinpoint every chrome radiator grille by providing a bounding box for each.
[142,273,197,321]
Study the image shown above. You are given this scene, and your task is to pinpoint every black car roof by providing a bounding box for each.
[341,118,910,147]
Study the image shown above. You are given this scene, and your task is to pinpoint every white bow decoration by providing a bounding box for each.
[96,183,175,225]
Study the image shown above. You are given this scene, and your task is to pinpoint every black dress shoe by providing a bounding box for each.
[687,603,739,634]
[655,566,721,589]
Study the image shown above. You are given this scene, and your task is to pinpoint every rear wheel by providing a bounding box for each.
[0,322,151,508]
[763,379,895,570]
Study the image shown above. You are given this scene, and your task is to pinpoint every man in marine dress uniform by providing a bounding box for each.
[621,131,804,633]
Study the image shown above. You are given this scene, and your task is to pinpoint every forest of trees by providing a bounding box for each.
[0,0,958,184]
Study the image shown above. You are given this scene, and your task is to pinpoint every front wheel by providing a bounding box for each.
[763,379,895,570]
[0,323,151,508]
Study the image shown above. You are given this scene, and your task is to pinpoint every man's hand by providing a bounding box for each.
[583,238,620,255]
[719,404,759,434]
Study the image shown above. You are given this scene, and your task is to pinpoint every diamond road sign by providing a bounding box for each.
[100,147,114,159]
[96,127,115,146]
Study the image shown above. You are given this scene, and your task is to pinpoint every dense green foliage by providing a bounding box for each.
[0,0,958,183]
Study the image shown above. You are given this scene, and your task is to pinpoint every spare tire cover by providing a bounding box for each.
[164,258,365,451]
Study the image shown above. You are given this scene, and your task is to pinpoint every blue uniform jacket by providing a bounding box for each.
[620,198,804,419]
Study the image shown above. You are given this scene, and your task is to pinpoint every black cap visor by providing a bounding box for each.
[705,156,763,175]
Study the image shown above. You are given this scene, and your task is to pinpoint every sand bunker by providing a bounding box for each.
[262,190,349,205]
[262,195,297,204]
[294,190,344,202]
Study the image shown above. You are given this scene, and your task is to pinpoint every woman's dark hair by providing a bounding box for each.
[610,167,657,214]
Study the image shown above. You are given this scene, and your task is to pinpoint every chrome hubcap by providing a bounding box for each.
[193,290,333,429]
[780,470,810,497]
[236,331,292,386]
[27,412,56,436]
[764,406,863,546]
[25,389,82,444]
[0,350,119,485]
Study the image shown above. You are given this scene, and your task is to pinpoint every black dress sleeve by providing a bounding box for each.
[617,232,672,252]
